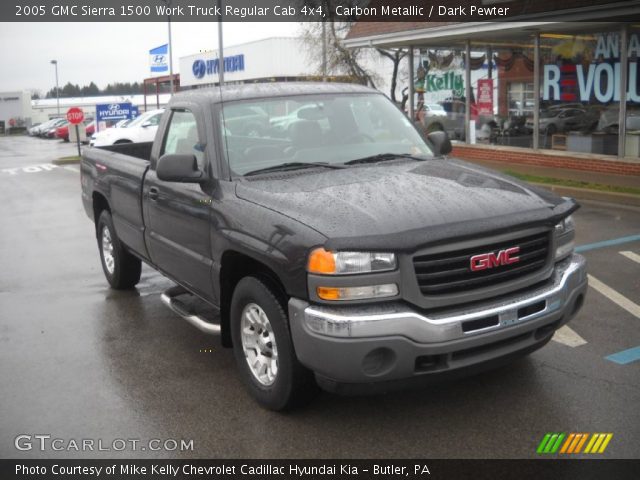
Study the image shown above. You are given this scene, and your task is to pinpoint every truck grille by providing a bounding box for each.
[413,231,550,295]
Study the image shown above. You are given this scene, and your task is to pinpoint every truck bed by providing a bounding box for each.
[81,142,153,260]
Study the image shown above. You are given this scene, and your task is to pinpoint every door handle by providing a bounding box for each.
[148,187,159,200]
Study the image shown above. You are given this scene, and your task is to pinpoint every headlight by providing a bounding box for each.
[307,248,396,275]
[554,215,575,260]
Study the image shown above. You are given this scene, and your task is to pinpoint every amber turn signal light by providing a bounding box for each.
[307,248,336,274]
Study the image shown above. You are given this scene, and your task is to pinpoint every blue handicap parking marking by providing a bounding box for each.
[575,234,640,253]
[605,346,640,365]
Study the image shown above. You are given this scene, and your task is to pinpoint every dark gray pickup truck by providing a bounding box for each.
[81,83,587,410]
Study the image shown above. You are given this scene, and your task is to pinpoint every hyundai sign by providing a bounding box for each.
[192,54,245,79]
[96,103,134,122]
[150,44,169,74]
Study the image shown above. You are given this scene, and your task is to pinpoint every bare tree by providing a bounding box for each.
[375,48,407,102]
[300,20,379,88]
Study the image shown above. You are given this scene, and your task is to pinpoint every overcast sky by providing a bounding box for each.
[0,22,301,94]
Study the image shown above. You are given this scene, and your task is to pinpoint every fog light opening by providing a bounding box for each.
[362,348,396,377]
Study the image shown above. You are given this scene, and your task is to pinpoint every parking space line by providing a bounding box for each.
[552,325,587,347]
[619,251,640,265]
[588,274,640,319]
[62,165,80,173]
[605,346,640,365]
[575,234,640,253]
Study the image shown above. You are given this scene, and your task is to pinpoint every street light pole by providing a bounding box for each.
[162,0,174,94]
[50,60,60,116]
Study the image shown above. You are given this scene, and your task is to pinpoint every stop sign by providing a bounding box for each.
[66,107,84,125]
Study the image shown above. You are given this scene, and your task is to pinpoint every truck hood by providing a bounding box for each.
[235,158,574,250]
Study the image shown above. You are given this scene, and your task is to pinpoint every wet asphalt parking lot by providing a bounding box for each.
[1,135,639,459]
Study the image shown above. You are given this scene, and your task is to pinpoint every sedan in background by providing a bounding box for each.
[90,109,164,147]
[55,118,95,142]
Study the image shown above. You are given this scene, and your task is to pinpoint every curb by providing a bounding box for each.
[52,157,81,165]
[531,183,640,207]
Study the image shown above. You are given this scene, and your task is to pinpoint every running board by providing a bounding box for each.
[160,285,221,335]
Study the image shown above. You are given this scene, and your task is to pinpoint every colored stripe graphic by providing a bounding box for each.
[559,433,575,454]
[585,433,614,454]
[537,433,565,454]
[536,433,552,453]
[539,433,613,454]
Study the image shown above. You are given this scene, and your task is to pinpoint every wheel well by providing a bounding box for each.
[92,192,110,232]
[219,251,287,348]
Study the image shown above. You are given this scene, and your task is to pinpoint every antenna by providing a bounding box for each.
[217,0,231,179]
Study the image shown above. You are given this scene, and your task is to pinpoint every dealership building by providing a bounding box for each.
[345,1,640,175]
[0,91,33,133]
[178,36,400,92]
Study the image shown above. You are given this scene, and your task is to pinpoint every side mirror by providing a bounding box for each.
[156,154,203,183]
[141,121,152,128]
[427,130,452,156]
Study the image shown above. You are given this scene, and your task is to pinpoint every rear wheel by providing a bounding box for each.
[97,211,141,289]
[230,276,317,410]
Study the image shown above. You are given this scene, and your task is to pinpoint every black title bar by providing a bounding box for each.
[2,459,640,480]
[3,0,637,22]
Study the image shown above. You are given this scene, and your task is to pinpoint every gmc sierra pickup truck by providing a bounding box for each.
[81,83,587,410]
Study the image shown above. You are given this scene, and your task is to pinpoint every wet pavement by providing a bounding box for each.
[1,135,639,459]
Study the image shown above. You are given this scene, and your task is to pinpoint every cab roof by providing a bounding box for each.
[170,82,380,105]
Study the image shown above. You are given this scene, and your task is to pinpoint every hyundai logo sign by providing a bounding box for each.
[192,60,206,79]
[191,54,245,80]
[96,102,133,121]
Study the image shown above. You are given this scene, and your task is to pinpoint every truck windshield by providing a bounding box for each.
[218,93,434,176]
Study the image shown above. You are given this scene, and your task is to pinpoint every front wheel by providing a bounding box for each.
[230,276,317,411]
[97,211,141,289]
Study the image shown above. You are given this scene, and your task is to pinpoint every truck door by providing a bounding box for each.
[143,108,215,301]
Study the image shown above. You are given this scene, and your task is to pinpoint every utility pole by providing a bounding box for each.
[168,15,174,93]
[218,1,224,85]
[50,60,60,116]
[162,0,174,94]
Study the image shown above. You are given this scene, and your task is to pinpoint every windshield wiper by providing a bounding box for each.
[244,162,346,177]
[343,153,427,165]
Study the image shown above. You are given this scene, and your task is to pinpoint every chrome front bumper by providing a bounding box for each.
[289,254,587,387]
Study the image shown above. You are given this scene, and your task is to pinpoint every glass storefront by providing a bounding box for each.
[409,24,639,159]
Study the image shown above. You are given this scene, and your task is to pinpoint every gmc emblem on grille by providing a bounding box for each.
[470,247,520,271]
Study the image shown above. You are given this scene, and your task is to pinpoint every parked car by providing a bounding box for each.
[597,105,640,133]
[27,122,42,136]
[82,83,586,410]
[29,119,58,136]
[55,118,95,142]
[89,109,164,147]
[114,119,132,128]
[525,107,590,134]
[32,118,65,137]
[43,118,68,138]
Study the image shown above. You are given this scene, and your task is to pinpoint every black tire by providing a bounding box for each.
[97,210,141,289]
[546,124,557,135]
[230,276,317,411]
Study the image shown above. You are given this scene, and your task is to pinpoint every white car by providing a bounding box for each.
[90,109,164,147]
